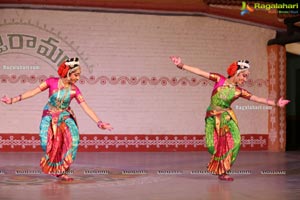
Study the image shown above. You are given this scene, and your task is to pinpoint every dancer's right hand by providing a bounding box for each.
[1,95,12,104]
[169,56,182,66]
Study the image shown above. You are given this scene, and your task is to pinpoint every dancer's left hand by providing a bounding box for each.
[97,121,113,131]
[277,97,290,108]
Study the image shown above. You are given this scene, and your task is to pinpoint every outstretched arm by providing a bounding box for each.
[250,95,290,108]
[80,102,113,131]
[1,86,42,104]
[170,56,210,79]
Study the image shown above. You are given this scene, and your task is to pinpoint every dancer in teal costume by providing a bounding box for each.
[2,57,113,181]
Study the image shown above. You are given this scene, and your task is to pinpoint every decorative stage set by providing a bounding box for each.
[0,2,299,200]
[0,8,287,153]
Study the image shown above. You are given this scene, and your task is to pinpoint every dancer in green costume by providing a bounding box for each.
[170,56,290,181]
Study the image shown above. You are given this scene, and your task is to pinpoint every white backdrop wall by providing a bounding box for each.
[0,8,275,136]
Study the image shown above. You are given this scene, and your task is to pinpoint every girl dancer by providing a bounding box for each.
[1,57,113,181]
[170,56,289,181]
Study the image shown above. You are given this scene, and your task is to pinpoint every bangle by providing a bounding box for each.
[12,94,22,103]
[176,63,184,70]
[19,94,22,101]
[97,120,104,128]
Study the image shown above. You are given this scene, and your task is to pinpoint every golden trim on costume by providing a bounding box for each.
[77,94,85,103]
[39,82,48,91]
[209,73,221,82]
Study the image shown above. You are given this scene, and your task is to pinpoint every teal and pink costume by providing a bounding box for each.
[205,73,252,175]
[38,77,85,176]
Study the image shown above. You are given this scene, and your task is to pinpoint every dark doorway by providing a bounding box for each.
[286,52,300,151]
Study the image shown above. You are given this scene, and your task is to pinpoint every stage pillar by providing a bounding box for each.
[267,45,287,152]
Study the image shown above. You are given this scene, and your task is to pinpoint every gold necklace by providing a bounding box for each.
[224,79,236,88]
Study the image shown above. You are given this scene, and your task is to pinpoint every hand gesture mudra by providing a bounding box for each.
[97,121,113,131]
[1,95,12,104]
[170,56,184,69]
[170,56,182,65]
[277,97,290,108]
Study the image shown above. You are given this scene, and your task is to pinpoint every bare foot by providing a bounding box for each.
[218,174,234,181]
[60,174,74,181]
